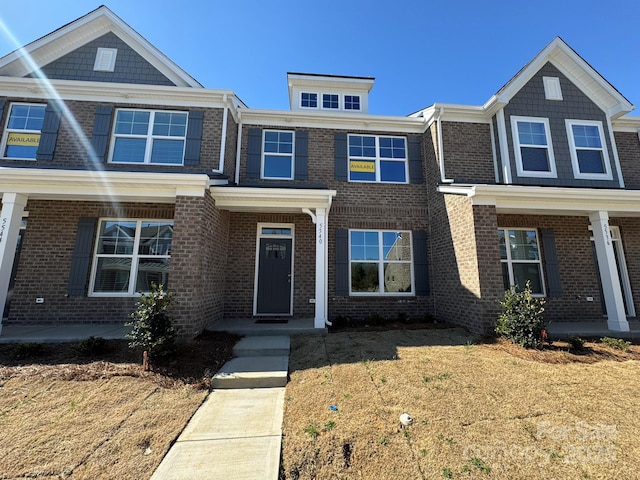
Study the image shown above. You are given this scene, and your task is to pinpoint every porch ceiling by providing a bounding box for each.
[209,186,336,213]
[439,184,640,218]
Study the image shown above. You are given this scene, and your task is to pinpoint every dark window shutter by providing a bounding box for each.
[91,105,113,163]
[35,102,61,161]
[540,228,562,297]
[413,230,429,296]
[408,135,423,184]
[184,110,204,166]
[335,229,349,296]
[294,130,308,180]
[247,127,262,179]
[0,99,6,122]
[67,217,97,296]
[335,132,348,181]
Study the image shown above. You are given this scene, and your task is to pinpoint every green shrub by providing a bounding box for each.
[495,281,547,349]
[600,336,631,352]
[72,336,109,357]
[11,342,45,360]
[126,283,177,363]
[365,313,385,326]
[567,336,586,351]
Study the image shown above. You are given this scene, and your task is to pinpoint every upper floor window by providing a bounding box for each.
[511,116,557,178]
[344,95,361,111]
[323,94,339,109]
[350,230,413,295]
[263,130,294,179]
[110,109,187,165]
[301,92,317,108]
[1,103,46,159]
[348,134,407,183]
[566,120,612,180]
[499,228,545,296]
[91,219,172,296]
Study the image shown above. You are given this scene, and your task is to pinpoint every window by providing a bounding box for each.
[1,103,46,159]
[344,95,360,110]
[511,116,556,177]
[262,130,294,179]
[499,229,545,295]
[348,134,407,183]
[301,92,317,108]
[110,109,188,165]
[350,230,413,295]
[323,94,339,109]
[91,220,172,295]
[566,120,612,179]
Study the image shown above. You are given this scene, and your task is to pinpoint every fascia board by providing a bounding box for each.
[434,104,490,124]
[210,186,337,212]
[239,109,426,134]
[612,116,640,132]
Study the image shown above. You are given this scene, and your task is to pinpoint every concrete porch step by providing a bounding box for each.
[212,356,289,389]
[233,335,290,357]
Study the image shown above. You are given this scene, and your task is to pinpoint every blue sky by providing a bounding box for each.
[0,1,638,116]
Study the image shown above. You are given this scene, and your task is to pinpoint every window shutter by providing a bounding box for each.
[335,229,349,296]
[91,105,113,163]
[0,99,5,121]
[334,132,348,181]
[294,130,308,180]
[247,127,262,179]
[540,228,562,297]
[35,102,61,161]
[67,217,97,296]
[408,135,423,184]
[184,110,204,166]
[412,230,429,296]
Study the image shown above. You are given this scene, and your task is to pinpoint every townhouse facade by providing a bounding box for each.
[0,6,639,338]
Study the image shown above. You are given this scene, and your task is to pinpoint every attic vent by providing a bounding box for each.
[93,48,117,72]
[543,76,562,101]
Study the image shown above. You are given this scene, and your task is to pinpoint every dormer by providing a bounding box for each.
[287,73,374,113]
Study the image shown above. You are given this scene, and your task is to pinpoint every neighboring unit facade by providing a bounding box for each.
[0,7,639,338]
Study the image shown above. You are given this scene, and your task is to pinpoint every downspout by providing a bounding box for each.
[234,111,242,185]
[218,94,228,174]
[436,107,454,183]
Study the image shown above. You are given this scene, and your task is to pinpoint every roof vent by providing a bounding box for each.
[93,47,117,72]
[543,76,563,101]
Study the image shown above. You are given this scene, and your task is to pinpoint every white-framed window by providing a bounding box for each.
[511,116,557,178]
[262,130,294,179]
[499,228,545,296]
[566,120,612,180]
[344,95,361,111]
[1,103,46,159]
[300,92,318,109]
[348,134,408,183]
[109,109,188,165]
[322,93,339,109]
[90,219,173,296]
[349,230,414,295]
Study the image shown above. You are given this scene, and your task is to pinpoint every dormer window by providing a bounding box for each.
[323,94,339,109]
[344,95,361,111]
[301,92,317,108]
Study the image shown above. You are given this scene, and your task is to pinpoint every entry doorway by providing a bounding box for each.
[254,224,294,315]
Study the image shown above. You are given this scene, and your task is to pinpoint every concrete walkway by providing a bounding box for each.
[150,335,290,480]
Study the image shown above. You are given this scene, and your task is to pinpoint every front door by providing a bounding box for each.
[255,228,293,315]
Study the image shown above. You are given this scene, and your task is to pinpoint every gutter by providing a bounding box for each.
[218,94,228,175]
[234,111,242,185]
[436,107,454,183]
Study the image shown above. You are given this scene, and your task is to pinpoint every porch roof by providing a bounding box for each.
[209,185,336,213]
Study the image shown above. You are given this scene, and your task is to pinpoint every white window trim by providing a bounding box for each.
[299,92,319,109]
[94,47,117,72]
[566,119,613,180]
[253,223,295,316]
[499,227,546,297]
[348,229,415,296]
[261,129,295,180]
[89,218,172,297]
[1,102,46,161]
[510,116,557,178]
[344,94,361,111]
[347,134,409,184]
[108,109,188,165]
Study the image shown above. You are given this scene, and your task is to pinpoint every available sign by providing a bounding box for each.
[350,161,375,173]
[7,132,40,146]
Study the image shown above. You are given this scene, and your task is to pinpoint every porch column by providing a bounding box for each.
[589,211,629,332]
[314,208,328,328]
[0,193,28,335]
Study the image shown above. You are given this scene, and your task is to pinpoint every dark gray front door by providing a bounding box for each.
[256,238,292,314]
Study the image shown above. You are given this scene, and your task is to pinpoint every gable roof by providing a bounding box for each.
[484,37,634,119]
[0,5,202,88]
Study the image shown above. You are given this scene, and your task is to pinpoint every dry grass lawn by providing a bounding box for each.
[282,329,640,479]
[0,332,237,480]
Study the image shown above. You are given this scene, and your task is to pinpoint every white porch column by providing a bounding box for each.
[0,193,28,335]
[314,208,328,328]
[589,211,629,332]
